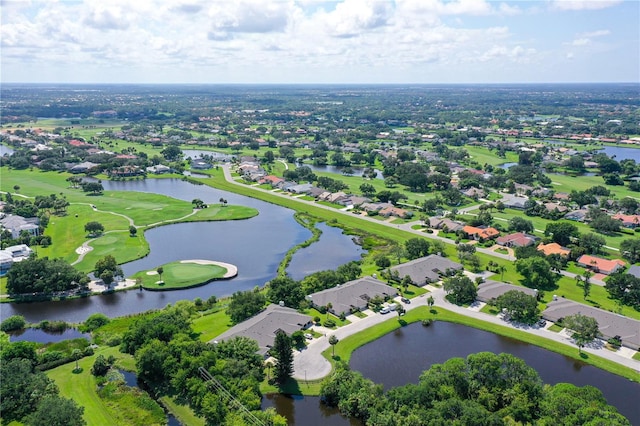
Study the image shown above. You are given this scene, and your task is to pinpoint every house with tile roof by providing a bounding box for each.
[462,225,500,241]
[496,232,536,248]
[537,242,571,257]
[477,280,538,303]
[612,213,640,228]
[576,255,626,275]
[307,277,397,316]
[390,255,463,285]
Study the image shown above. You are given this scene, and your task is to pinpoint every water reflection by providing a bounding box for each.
[2,178,364,322]
[261,394,361,426]
[286,222,365,281]
[350,321,640,424]
[8,327,89,343]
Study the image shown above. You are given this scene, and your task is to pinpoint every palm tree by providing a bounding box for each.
[328,335,339,357]
[156,266,164,283]
[72,349,82,372]
[498,265,507,281]
[325,303,333,320]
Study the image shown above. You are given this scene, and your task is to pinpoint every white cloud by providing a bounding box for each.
[568,29,610,46]
[578,29,610,38]
[316,0,394,38]
[208,1,291,35]
[550,0,622,11]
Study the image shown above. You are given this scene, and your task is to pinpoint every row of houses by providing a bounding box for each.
[239,161,412,218]
[476,281,640,350]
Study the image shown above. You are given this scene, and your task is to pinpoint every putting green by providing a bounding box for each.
[132,260,237,290]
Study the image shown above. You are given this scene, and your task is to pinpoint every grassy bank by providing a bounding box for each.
[323,306,639,385]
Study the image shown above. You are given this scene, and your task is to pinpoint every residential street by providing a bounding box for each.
[292,285,640,381]
[220,165,639,381]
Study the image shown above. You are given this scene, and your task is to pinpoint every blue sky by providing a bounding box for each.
[1,0,638,84]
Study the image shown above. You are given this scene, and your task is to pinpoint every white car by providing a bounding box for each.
[380,307,390,314]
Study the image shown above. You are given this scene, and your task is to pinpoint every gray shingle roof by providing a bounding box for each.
[628,265,640,279]
[477,280,538,302]
[307,276,397,316]
[390,255,463,285]
[210,304,312,356]
[543,298,640,350]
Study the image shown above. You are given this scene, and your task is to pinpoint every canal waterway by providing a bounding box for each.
[2,178,363,322]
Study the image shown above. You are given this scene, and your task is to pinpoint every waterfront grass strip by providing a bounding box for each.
[324,306,640,385]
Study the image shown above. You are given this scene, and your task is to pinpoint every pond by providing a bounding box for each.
[8,327,90,343]
[0,144,14,156]
[598,145,640,162]
[261,394,361,426]
[2,179,364,323]
[303,164,384,180]
[182,149,233,162]
[349,321,640,424]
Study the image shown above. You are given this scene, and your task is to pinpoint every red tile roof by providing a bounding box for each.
[577,255,626,275]
[463,225,500,240]
[537,242,570,257]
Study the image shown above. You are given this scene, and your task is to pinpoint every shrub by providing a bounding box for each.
[0,315,26,332]
[82,313,110,332]
[313,316,321,324]
[38,320,69,332]
[323,319,336,328]
[105,335,122,347]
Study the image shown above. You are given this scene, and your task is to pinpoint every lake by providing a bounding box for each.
[2,178,364,322]
[8,327,90,343]
[350,321,640,424]
[598,145,640,162]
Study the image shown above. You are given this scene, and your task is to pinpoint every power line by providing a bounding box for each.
[198,366,265,426]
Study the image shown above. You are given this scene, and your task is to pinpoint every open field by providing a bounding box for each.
[192,309,233,342]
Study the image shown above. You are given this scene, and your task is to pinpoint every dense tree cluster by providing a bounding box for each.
[117,303,286,425]
[6,256,87,295]
[443,275,477,305]
[320,353,629,425]
[0,356,86,425]
[495,290,540,325]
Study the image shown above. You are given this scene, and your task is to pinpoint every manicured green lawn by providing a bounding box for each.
[480,304,499,315]
[547,172,637,200]
[464,146,520,167]
[548,324,564,333]
[131,261,231,290]
[0,167,257,278]
[192,309,233,342]
[491,208,628,250]
[47,346,135,426]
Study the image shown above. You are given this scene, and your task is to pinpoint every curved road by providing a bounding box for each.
[220,165,639,380]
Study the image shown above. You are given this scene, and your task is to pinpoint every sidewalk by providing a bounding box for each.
[292,285,640,381]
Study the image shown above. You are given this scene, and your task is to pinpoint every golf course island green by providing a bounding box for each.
[131,260,237,290]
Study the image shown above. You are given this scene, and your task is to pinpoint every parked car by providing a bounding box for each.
[401,297,410,304]
[304,333,313,340]
[537,319,547,327]
[380,307,390,314]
